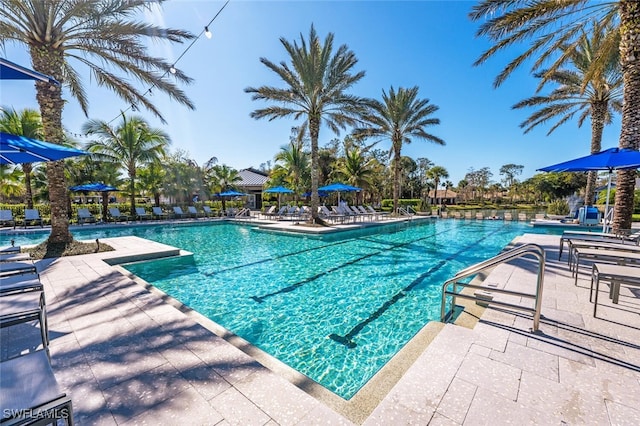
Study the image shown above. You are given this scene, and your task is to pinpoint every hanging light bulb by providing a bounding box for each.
[169,66,176,74]
[204,26,212,39]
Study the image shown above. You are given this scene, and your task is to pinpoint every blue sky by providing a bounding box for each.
[1,0,622,185]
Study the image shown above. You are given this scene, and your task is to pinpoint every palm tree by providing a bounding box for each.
[272,141,310,200]
[137,161,166,207]
[245,24,366,223]
[206,164,242,212]
[0,0,195,244]
[426,166,449,205]
[469,0,637,232]
[355,86,444,215]
[512,24,623,205]
[0,165,24,201]
[82,114,170,217]
[0,108,44,208]
[334,145,375,205]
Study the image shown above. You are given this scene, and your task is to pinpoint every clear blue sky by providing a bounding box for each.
[1,0,622,186]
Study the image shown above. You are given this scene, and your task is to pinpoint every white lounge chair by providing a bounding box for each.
[77,208,97,225]
[135,207,152,221]
[503,212,513,221]
[23,209,43,228]
[0,210,16,229]
[108,207,129,222]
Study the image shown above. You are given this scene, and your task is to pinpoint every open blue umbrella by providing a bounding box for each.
[217,190,247,197]
[263,186,294,209]
[1,58,60,85]
[318,182,361,204]
[69,182,119,222]
[538,147,640,230]
[1,131,87,165]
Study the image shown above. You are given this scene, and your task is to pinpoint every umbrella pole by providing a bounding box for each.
[602,172,612,233]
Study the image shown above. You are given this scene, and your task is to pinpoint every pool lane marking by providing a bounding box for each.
[250,225,459,303]
[328,225,507,348]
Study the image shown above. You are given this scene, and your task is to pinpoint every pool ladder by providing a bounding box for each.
[440,243,546,331]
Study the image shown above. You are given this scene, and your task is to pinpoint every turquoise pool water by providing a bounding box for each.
[2,220,555,399]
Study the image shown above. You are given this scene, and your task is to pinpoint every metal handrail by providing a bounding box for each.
[440,243,546,331]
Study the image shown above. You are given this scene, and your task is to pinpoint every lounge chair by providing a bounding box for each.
[77,208,97,225]
[262,205,277,219]
[558,230,640,259]
[0,210,16,229]
[173,206,187,219]
[187,206,202,218]
[475,212,484,220]
[202,205,215,218]
[0,246,20,254]
[0,253,31,263]
[0,261,37,278]
[571,247,640,286]
[135,207,152,221]
[0,290,48,351]
[518,213,528,221]
[591,263,640,317]
[440,211,449,219]
[0,272,42,296]
[320,205,344,223]
[565,239,640,267]
[452,211,461,219]
[23,209,43,228]
[108,207,129,222]
[152,206,168,219]
[0,350,73,425]
[503,212,513,221]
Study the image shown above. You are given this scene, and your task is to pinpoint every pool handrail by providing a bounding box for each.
[440,243,546,331]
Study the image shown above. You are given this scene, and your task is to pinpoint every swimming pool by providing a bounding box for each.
[2,220,554,399]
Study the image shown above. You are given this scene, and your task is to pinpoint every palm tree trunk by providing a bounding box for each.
[392,142,401,214]
[129,170,136,217]
[309,117,320,223]
[613,1,640,232]
[22,163,34,209]
[31,46,72,244]
[585,102,606,205]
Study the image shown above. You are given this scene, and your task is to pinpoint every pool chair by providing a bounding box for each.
[518,213,528,221]
[23,209,43,228]
[571,247,640,286]
[173,206,187,219]
[0,261,37,278]
[152,206,168,219]
[0,350,74,426]
[0,252,31,263]
[0,272,42,296]
[503,212,513,221]
[202,205,215,217]
[0,290,48,352]
[475,212,484,220]
[135,207,152,221]
[261,205,277,219]
[558,230,640,259]
[108,207,129,222]
[1,246,20,254]
[440,211,449,219]
[591,263,640,317]
[77,208,97,225]
[187,206,202,218]
[464,211,473,220]
[0,210,16,229]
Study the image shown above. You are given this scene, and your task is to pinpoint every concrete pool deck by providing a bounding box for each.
[2,226,640,424]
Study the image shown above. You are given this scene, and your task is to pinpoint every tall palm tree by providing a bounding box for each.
[0,0,195,244]
[470,0,637,232]
[426,166,449,205]
[0,164,24,201]
[512,24,623,205]
[82,114,170,217]
[137,161,166,207]
[0,107,44,208]
[245,24,366,223]
[206,164,241,212]
[355,86,444,215]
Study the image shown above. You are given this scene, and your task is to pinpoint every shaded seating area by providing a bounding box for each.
[0,209,16,229]
[23,209,43,228]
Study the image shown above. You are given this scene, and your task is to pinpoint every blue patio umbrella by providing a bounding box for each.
[302,190,329,198]
[217,190,247,197]
[1,58,60,85]
[318,182,362,204]
[69,182,119,223]
[263,186,294,208]
[1,131,87,165]
[538,147,640,231]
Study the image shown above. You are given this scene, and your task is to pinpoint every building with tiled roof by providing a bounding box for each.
[237,168,269,209]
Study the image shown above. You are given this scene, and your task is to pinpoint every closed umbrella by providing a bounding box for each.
[69,182,119,223]
[538,147,640,231]
[1,132,87,165]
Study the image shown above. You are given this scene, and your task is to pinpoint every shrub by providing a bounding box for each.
[547,200,569,215]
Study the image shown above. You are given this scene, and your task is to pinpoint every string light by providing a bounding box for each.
[70,0,230,137]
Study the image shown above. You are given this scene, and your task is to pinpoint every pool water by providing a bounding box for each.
[2,220,555,399]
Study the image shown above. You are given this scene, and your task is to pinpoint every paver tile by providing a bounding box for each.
[489,340,559,382]
[435,377,476,424]
[209,387,270,426]
[455,353,521,400]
